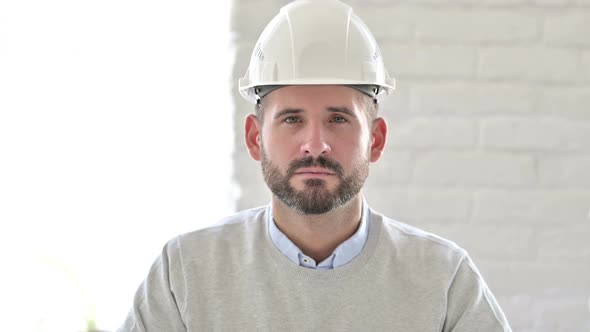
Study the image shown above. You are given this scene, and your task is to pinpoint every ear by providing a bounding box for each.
[369,117,387,162]
[245,114,262,161]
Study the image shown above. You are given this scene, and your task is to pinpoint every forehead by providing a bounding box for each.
[262,85,364,114]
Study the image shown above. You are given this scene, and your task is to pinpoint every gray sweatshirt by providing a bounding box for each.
[118,206,512,331]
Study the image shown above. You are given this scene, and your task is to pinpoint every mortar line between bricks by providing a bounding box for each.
[536,9,546,45]
[397,4,587,10]
[410,40,542,48]
[350,2,590,10]
[401,185,590,191]
[532,154,540,187]
[476,119,483,150]
[387,76,590,86]
[393,78,590,87]
[380,39,589,49]
[466,191,475,225]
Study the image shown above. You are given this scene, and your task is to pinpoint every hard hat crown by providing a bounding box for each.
[239,0,395,104]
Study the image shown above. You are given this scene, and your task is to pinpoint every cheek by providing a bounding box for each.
[333,138,369,171]
[261,132,295,160]
[338,128,371,153]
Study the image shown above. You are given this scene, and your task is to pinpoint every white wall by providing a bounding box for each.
[0,1,234,330]
[231,0,590,331]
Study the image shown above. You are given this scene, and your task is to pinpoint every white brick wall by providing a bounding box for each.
[537,86,590,118]
[411,82,537,113]
[481,117,590,151]
[583,50,590,78]
[389,118,477,148]
[384,44,478,78]
[231,0,590,330]
[414,9,538,43]
[479,47,582,82]
[545,12,590,47]
[473,190,590,224]
[539,156,590,186]
[413,151,537,186]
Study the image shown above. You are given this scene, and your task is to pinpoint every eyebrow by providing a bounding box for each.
[273,106,356,119]
[274,108,303,119]
[326,106,356,117]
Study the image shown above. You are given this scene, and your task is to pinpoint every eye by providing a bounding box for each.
[330,115,348,123]
[284,116,302,124]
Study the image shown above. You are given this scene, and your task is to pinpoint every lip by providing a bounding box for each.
[294,167,336,175]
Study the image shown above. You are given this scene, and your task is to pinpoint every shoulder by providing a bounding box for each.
[164,206,268,259]
[370,208,468,269]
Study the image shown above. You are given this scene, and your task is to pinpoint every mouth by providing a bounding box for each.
[293,167,336,176]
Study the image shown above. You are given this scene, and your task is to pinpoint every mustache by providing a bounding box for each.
[286,156,344,177]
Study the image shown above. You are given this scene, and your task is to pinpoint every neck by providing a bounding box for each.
[271,194,364,263]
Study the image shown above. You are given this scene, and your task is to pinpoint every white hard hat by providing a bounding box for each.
[238,0,395,104]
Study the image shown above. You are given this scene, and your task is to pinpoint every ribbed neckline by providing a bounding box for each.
[261,206,384,282]
[266,197,370,269]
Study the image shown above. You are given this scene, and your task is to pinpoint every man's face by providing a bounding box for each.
[257,85,374,215]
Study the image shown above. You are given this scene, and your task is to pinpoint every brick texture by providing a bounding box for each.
[231,0,590,330]
[410,82,536,114]
[478,47,581,82]
[413,151,536,186]
[583,51,590,80]
[481,117,590,151]
[388,117,477,148]
[383,43,477,79]
[536,87,590,119]
[538,156,590,186]
[544,12,590,47]
[415,9,538,43]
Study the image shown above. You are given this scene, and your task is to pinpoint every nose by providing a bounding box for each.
[299,122,332,157]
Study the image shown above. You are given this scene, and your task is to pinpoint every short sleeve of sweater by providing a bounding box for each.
[442,254,512,332]
[117,237,187,332]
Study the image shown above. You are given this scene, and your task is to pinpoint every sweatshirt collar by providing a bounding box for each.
[266,197,370,269]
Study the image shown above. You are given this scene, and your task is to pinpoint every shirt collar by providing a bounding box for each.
[266,197,370,269]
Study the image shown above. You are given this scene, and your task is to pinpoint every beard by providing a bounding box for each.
[261,149,369,215]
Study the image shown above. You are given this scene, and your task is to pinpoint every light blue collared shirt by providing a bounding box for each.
[266,198,370,270]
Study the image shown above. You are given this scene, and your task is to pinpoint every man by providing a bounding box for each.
[119,0,513,331]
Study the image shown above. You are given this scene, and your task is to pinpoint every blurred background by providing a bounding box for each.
[0,0,234,330]
[1,0,589,331]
